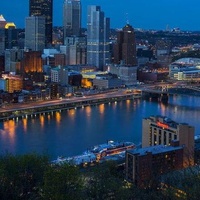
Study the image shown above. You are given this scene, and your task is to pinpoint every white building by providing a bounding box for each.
[169,58,200,80]
[51,66,69,86]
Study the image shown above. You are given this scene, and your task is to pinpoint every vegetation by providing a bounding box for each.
[171,50,200,62]
[0,153,200,199]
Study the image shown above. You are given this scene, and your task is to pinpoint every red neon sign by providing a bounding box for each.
[157,121,169,129]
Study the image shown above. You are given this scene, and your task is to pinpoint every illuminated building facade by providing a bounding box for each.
[114,24,137,66]
[169,58,200,81]
[29,0,53,45]
[63,0,81,38]
[21,51,43,73]
[125,144,183,188]
[142,115,194,167]
[25,16,45,51]
[87,5,110,70]
[0,75,23,93]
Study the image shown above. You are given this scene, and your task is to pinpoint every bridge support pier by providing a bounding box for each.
[159,93,169,102]
[142,91,168,102]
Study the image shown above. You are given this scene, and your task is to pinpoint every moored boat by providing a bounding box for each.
[90,140,135,160]
[52,140,135,166]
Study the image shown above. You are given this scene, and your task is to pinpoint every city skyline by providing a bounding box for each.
[1,0,200,31]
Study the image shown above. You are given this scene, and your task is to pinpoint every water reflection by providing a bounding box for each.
[0,95,200,158]
[22,118,28,132]
[126,99,130,110]
[39,115,45,129]
[85,106,92,117]
[47,113,51,121]
[3,120,16,144]
[99,104,105,114]
[55,111,61,125]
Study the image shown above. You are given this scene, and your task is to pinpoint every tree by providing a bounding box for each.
[0,153,49,200]
[43,164,84,200]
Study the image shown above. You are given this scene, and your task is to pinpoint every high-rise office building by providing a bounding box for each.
[114,24,137,66]
[5,25,19,49]
[142,115,195,167]
[87,5,110,70]
[29,0,53,45]
[64,36,86,65]
[25,16,45,51]
[63,0,81,38]
[0,29,5,55]
[5,48,24,73]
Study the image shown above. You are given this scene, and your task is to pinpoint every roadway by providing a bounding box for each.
[0,89,140,113]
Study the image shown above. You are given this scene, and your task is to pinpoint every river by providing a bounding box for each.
[0,95,200,159]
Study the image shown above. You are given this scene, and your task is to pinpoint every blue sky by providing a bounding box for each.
[1,0,200,30]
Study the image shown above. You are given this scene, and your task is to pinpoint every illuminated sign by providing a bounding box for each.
[157,121,169,129]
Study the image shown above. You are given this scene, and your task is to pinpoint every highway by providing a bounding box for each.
[1,81,199,114]
[0,89,141,114]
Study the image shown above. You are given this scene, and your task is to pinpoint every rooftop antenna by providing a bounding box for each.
[126,13,129,25]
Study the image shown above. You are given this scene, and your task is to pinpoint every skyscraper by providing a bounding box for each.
[25,16,45,51]
[29,0,53,45]
[87,5,110,70]
[114,24,137,66]
[63,0,81,38]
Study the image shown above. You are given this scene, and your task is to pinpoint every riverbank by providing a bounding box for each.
[0,91,141,122]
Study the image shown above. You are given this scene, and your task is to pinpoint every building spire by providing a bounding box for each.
[126,13,129,25]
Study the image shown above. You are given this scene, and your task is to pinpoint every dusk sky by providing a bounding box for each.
[1,0,200,31]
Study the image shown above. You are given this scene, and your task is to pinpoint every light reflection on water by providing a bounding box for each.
[0,95,199,159]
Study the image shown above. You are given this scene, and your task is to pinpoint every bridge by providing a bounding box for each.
[140,88,169,102]
[139,84,200,102]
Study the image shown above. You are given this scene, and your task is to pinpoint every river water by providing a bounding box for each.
[0,95,200,159]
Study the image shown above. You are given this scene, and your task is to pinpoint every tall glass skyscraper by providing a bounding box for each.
[87,5,110,71]
[25,16,45,51]
[63,0,81,38]
[29,0,53,45]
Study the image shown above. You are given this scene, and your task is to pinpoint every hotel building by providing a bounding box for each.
[142,115,194,167]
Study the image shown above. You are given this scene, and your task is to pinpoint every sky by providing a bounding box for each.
[1,0,200,31]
